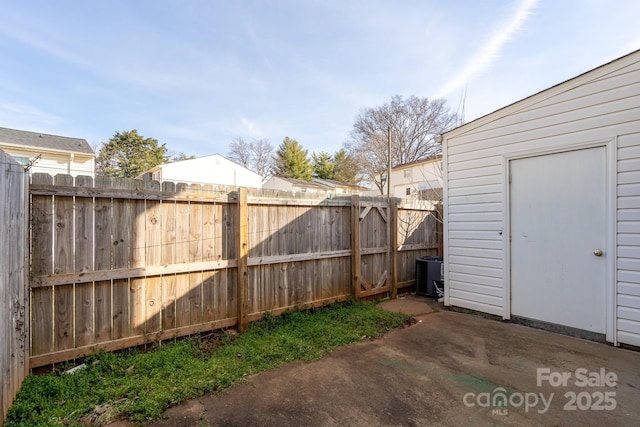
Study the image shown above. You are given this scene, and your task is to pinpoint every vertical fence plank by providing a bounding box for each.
[30,174,54,357]
[161,275,176,330]
[217,270,229,319]
[172,197,190,329]
[74,176,94,347]
[146,196,162,334]
[113,181,140,337]
[202,270,216,321]
[189,271,203,324]
[31,174,53,277]
[145,275,162,335]
[213,203,223,261]
[175,200,189,265]
[93,177,113,343]
[189,190,203,262]
[175,273,191,328]
[202,202,215,261]
[74,176,94,272]
[112,279,129,339]
[159,185,177,333]
[130,278,146,336]
[390,201,398,299]
[237,188,249,332]
[162,183,177,265]
[351,195,361,299]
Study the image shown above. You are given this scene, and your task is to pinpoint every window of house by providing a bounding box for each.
[13,156,30,167]
[404,169,412,179]
[406,187,411,196]
[152,171,161,181]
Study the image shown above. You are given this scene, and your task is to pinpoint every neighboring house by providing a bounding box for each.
[311,178,368,196]
[0,126,94,177]
[367,156,442,200]
[262,177,333,194]
[140,154,263,188]
[441,49,640,347]
[262,176,367,196]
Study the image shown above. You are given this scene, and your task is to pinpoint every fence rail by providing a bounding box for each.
[0,151,29,423]
[28,174,441,368]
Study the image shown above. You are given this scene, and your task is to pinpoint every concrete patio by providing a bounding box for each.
[127,294,640,426]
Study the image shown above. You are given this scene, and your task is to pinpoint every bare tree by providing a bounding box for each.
[228,137,252,168]
[228,137,275,179]
[346,95,457,194]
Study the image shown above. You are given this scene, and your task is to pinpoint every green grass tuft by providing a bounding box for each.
[6,300,410,426]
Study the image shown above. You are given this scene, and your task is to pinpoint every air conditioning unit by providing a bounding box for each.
[416,256,444,298]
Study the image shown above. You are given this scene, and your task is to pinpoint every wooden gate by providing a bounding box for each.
[351,197,391,298]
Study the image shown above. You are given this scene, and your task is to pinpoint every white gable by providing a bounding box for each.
[152,154,263,188]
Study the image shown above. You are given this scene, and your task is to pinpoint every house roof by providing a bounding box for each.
[443,48,640,140]
[312,178,368,190]
[0,126,94,155]
[273,177,330,189]
[392,155,442,171]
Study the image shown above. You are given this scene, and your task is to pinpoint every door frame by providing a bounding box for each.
[502,138,616,344]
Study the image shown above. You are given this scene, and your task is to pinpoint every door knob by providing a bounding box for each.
[593,249,603,257]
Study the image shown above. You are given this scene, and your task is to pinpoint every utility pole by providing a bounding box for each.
[387,126,391,198]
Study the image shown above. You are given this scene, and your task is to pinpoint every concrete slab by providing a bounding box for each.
[134,297,640,427]
[377,293,437,316]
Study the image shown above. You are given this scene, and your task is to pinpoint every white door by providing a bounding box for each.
[510,147,607,334]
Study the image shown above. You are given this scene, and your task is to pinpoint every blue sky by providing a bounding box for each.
[1,0,640,157]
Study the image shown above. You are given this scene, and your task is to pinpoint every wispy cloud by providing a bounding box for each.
[436,0,539,97]
[0,101,63,132]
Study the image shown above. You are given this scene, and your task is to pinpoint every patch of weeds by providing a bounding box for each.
[6,301,410,426]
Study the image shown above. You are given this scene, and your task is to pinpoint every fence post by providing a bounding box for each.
[0,153,29,423]
[390,199,398,299]
[22,170,30,378]
[351,195,361,299]
[237,187,249,333]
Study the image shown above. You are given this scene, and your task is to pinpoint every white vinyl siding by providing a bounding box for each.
[617,132,640,346]
[152,154,263,188]
[444,51,640,345]
[31,155,94,177]
[3,148,94,177]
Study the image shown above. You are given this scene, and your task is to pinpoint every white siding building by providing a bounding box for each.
[0,127,94,177]
[367,156,442,199]
[141,154,263,188]
[442,49,640,347]
[391,157,442,199]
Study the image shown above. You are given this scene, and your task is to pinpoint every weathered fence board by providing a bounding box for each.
[27,175,439,368]
[0,150,29,423]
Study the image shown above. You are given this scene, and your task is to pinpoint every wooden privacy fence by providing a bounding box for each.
[28,174,441,368]
[0,151,29,423]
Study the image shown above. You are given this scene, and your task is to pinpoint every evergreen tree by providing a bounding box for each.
[96,130,169,178]
[312,151,336,179]
[274,137,313,180]
[333,149,360,184]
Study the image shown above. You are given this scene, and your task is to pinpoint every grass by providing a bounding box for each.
[6,300,411,426]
